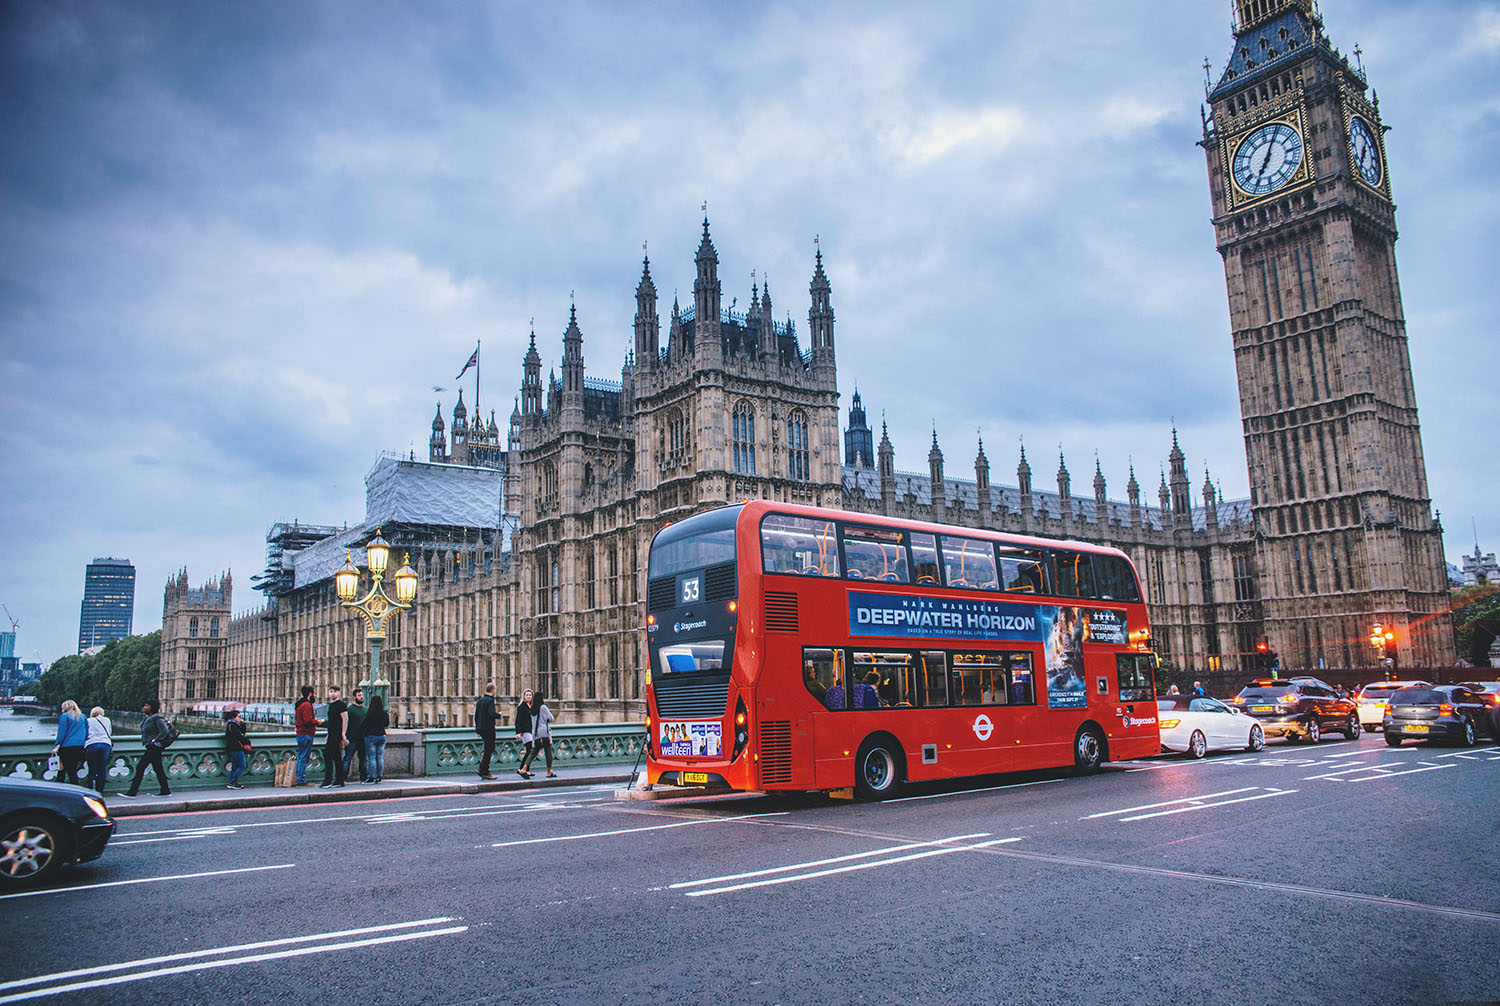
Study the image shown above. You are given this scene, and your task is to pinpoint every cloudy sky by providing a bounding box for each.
[2,1,1496,664]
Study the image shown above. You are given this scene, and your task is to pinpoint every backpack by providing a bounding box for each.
[157,717,180,749]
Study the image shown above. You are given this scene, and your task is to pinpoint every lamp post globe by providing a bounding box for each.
[335,551,360,602]
[366,529,390,577]
[394,554,418,605]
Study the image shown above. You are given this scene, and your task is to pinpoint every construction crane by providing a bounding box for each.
[0,602,16,633]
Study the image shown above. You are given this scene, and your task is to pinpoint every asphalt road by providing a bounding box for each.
[3,731,1498,1005]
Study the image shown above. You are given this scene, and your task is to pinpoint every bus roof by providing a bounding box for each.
[728,499,1135,561]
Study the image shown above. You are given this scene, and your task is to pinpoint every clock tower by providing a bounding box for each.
[1203,0,1451,669]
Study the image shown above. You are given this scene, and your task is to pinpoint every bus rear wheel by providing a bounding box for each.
[854,737,904,800]
[1074,725,1106,775]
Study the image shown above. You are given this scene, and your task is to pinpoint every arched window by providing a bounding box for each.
[209,617,220,638]
[788,411,810,481]
[732,401,757,474]
[667,408,687,465]
[188,617,198,638]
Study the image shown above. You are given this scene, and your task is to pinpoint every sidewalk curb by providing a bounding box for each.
[105,773,632,817]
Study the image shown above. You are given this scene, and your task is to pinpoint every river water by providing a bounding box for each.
[0,708,56,742]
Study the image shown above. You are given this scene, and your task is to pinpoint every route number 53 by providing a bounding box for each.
[680,577,701,604]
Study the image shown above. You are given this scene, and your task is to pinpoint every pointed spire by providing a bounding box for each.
[636,249,655,297]
[1127,463,1140,498]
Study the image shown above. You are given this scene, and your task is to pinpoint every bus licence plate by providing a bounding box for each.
[682,772,709,785]
[1404,724,1429,733]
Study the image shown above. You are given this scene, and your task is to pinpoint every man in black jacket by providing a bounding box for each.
[320,685,348,788]
[475,682,502,780]
[122,699,171,797]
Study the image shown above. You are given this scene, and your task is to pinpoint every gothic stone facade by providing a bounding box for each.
[159,570,231,708]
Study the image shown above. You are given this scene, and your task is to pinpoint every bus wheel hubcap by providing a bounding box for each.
[864,751,890,789]
[1078,734,1098,765]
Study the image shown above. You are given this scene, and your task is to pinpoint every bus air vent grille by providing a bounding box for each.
[647,576,676,611]
[764,592,799,632]
[705,563,737,601]
[652,674,731,719]
[760,721,793,784]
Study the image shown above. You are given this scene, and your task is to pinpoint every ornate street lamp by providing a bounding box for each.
[337,527,418,709]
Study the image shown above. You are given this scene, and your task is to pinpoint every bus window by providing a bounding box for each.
[843,525,910,583]
[996,545,1047,594]
[804,647,847,710]
[762,514,841,577]
[949,652,994,706]
[853,651,916,707]
[941,536,999,590]
[911,533,940,586]
[1116,653,1155,702]
[1095,555,1142,602]
[918,650,947,707]
[1052,551,1097,598]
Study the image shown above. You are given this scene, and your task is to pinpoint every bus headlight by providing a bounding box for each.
[731,697,749,762]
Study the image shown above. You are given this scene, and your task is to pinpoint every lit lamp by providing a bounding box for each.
[337,526,417,710]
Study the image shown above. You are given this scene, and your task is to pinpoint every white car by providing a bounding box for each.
[1355,680,1433,732]
[1157,695,1265,758]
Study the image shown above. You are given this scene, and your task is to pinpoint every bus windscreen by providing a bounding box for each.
[649,505,741,578]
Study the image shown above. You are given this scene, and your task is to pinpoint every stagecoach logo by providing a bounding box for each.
[672,619,708,634]
[1123,715,1157,728]
[972,714,994,742]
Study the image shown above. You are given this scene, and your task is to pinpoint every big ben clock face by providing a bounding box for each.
[1348,115,1382,186]
[1231,122,1305,196]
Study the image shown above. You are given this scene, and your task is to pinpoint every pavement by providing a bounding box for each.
[101,763,638,817]
[8,731,1498,1005]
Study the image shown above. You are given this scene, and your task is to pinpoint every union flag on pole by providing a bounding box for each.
[455,346,479,380]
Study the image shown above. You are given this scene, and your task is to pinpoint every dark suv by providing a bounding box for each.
[1384,684,1500,747]
[1231,676,1360,743]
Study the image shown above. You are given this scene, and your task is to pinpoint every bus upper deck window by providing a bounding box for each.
[997,545,1047,594]
[843,526,910,583]
[941,536,999,590]
[910,533,939,585]
[761,514,840,577]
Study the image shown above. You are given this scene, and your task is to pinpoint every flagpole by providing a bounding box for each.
[475,339,480,416]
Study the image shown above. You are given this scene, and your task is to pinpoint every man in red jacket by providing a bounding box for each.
[294,685,317,786]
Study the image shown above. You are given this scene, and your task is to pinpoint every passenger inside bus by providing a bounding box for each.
[804,647,847,710]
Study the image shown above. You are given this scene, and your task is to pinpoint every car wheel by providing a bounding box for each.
[0,817,65,887]
[1344,714,1361,740]
[853,737,904,800]
[1460,718,1476,748]
[1188,731,1208,759]
[1247,725,1265,751]
[1306,717,1320,744]
[1384,732,1403,748]
[1073,726,1106,775]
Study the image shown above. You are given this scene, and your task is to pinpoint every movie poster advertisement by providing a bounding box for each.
[659,721,722,758]
[846,593,1128,710]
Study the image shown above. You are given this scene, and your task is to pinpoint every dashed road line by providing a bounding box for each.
[670,833,990,891]
[682,836,1021,896]
[0,864,295,901]
[1084,787,1258,819]
[490,811,787,848]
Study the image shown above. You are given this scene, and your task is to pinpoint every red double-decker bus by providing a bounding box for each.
[645,501,1160,798]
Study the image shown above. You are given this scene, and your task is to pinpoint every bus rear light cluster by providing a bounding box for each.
[731,697,749,761]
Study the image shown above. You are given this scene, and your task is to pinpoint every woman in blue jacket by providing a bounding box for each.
[51,699,87,785]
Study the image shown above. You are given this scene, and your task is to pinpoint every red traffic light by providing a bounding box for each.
[1256,641,1269,652]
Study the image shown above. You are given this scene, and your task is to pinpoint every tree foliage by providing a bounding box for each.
[1451,586,1500,667]
[35,631,161,711]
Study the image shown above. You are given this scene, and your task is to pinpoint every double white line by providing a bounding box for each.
[1085,786,1296,822]
[0,918,467,1003]
[671,833,1020,896]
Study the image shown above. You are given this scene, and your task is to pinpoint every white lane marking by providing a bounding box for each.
[490,811,786,848]
[1084,787,1258,819]
[1119,788,1296,822]
[670,833,992,889]
[364,805,565,824]
[0,926,467,1003]
[1317,749,1378,759]
[0,918,457,991]
[0,864,295,901]
[110,827,239,846]
[1348,763,1454,782]
[686,837,1021,896]
[114,799,568,838]
[1301,761,1416,780]
[886,778,1064,803]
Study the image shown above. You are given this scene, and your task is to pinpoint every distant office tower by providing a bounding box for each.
[78,557,136,652]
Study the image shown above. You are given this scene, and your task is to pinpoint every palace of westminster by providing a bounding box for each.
[160,0,1454,725]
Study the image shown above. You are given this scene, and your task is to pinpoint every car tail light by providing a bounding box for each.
[1280,695,1299,706]
[1438,704,1454,717]
[1159,719,1181,729]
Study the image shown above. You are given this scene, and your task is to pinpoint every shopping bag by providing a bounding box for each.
[273,759,293,788]
[47,753,62,777]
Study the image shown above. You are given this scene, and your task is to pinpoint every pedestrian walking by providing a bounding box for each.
[514,688,535,779]
[122,699,172,797]
[530,691,557,778]
[1192,680,1207,697]
[342,688,368,783]
[51,700,87,785]
[320,685,348,788]
[83,706,113,793]
[475,683,501,779]
[294,685,316,786]
[362,695,389,784]
[224,709,251,789]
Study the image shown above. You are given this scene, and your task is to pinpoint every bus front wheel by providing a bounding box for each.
[854,737,904,800]
[1074,725,1106,775]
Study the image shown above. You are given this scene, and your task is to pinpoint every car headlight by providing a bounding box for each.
[83,796,109,820]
